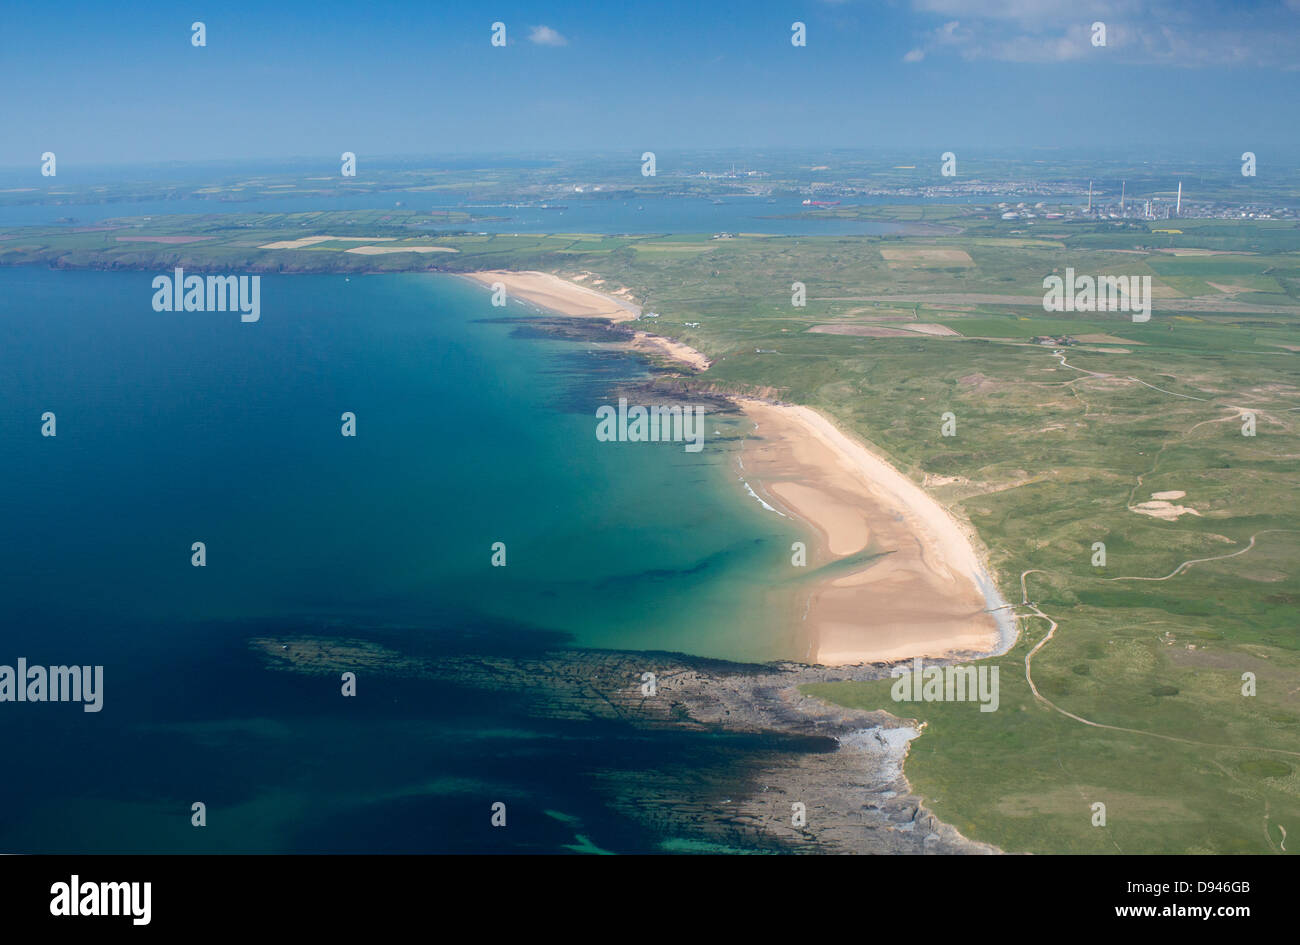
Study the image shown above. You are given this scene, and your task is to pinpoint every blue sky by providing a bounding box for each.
[2,0,1298,167]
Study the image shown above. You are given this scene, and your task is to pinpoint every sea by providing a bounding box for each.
[0,265,825,853]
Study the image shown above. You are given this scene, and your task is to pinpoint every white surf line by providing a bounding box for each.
[733,420,789,518]
[1019,569,1300,759]
[739,476,788,516]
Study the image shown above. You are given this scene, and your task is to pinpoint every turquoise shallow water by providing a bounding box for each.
[0,269,805,660]
[0,267,810,852]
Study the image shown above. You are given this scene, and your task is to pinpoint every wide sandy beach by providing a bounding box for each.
[463,270,641,322]
[735,398,1010,665]
[466,268,1012,665]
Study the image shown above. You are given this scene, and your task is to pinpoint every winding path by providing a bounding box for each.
[1018,567,1300,759]
[1104,533,1264,582]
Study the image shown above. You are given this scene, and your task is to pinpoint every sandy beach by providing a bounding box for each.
[629,330,712,371]
[465,268,1010,666]
[735,398,1010,665]
[463,270,641,322]
[464,271,707,373]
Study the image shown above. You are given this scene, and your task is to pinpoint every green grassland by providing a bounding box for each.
[4,207,1298,853]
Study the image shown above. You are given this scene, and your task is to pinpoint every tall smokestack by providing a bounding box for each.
[1087,180,1093,213]
[1176,181,1182,216]
[1120,180,1126,213]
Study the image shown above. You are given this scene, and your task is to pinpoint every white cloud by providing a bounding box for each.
[913,0,1109,21]
[904,0,1300,67]
[903,48,926,62]
[528,25,569,46]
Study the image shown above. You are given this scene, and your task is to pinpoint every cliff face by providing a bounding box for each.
[251,635,1000,854]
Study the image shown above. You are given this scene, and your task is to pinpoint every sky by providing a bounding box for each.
[2,0,1298,168]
